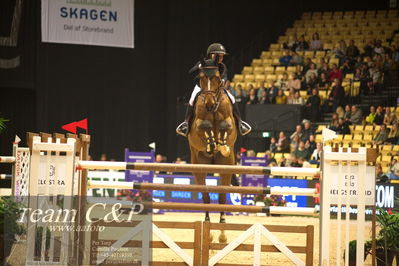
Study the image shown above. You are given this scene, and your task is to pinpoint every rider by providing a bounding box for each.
[176,43,252,137]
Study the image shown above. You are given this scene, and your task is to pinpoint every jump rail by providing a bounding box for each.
[87,180,319,197]
[0,156,16,163]
[0,174,12,179]
[142,202,317,216]
[78,161,320,176]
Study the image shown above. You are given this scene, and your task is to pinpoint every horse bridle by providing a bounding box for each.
[199,66,223,113]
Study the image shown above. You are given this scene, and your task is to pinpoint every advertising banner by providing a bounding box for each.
[124,149,154,182]
[41,0,134,48]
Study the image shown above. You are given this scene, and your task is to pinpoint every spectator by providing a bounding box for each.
[363,40,374,57]
[340,59,353,77]
[318,61,330,76]
[373,106,384,125]
[290,50,304,65]
[301,121,314,142]
[369,63,381,85]
[364,79,377,95]
[305,63,318,83]
[373,124,389,145]
[287,73,302,91]
[317,72,330,90]
[343,104,351,122]
[276,72,290,91]
[373,40,385,55]
[329,113,340,131]
[310,142,323,165]
[365,106,377,124]
[155,154,164,163]
[286,88,295,104]
[305,88,321,122]
[374,54,384,70]
[383,107,397,125]
[256,82,267,99]
[328,78,345,112]
[310,32,323,51]
[296,35,309,51]
[289,154,302,168]
[336,117,351,135]
[306,134,317,154]
[333,40,347,64]
[375,163,388,183]
[336,106,345,119]
[306,72,318,93]
[293,140,311,161]
[234,86,247,105]
[283,34,299,51]
[258,89,272,104]
[276,131,290,153]
[269,137,277,153]
[290,125,303,141]
[290,134,300,152]
[100,153,108,161]
[292,91,305,105]
[386,160,399,180]
[350,105,363,125]
[354,56,364,70]
[346,40,360,59]
[279,50,292,66]
[386,122,399,144]
[275,89,287,104]
[267,81,279,103]
[298,157,311,168]
[246,87,258,104]
[328,64,343,82]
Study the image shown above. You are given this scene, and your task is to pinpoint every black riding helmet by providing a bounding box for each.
[207,43,228,56]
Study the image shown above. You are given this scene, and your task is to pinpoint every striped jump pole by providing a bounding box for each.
[0,174,12,180]
[87,180,319,197]
[78,161,320,176]
[141,202,317,216]
[0,156,16,163]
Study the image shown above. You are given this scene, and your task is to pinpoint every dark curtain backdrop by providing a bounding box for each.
[0,0,390,162]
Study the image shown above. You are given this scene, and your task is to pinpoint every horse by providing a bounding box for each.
[187,57,237,243]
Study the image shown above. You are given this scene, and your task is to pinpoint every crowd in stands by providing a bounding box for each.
[228,35,399,123]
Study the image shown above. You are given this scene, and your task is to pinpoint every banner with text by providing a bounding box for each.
[41,0,134,48]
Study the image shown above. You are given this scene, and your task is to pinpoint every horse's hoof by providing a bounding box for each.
[220,145,230,157]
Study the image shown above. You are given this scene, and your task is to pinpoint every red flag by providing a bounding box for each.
[240,147,247,153]
[62,121,77,134]
[388,208,393,215]
[76,118,88,134]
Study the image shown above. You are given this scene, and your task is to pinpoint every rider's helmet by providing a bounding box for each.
[207,43,228,56]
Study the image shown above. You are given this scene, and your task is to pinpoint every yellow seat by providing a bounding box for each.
[233,74,244,82]
[353,134,363,141]
[242,66,253,74]
[329,58,339,66]
[353,125,364,133]
[286,66,296,73]
[382,155,392,163]
[251,59,262,67]
[255,74,266,82]
[363,134,373,142]
[262,59,273,66]
[266,74,277,82]
[256,152,266,157]
[244,74,255,82]
[269,43,281,51]
[261,51,272,59]
[254,66,265,74]
[352,81,360,96]
[275,66,286,74]
[381,145,393,152]
[343,134,353,141]
[272,58,280,66]
[392,145,399,152]
[364,125,374,133]
[264,65,275,74]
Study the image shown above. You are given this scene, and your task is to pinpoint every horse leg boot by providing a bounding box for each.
[232,103,252,136]
[176,105,194,137]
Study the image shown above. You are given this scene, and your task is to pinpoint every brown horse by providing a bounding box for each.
[188,58,237,241]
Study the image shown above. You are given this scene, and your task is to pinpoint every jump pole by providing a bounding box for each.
[87,180,318,197]
[78,161,320,176]
[0,156,16,163]
[142,202,317,216]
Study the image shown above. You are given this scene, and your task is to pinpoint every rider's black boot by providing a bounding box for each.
[176,105,194,137]
[232,103,252,136]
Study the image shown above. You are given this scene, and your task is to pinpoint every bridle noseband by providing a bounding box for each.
[199,66,223,113]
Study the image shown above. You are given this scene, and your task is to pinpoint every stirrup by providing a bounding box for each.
[176,121,189,137]
[238,120,252,136]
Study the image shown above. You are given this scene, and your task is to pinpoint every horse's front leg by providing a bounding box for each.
[217,120,232,157]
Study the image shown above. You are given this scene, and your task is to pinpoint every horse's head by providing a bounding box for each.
[198,57,223,113]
